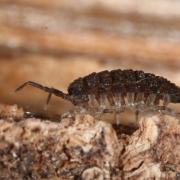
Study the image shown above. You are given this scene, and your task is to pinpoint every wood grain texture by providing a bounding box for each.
[0,104,179,179]
[0,0,180,115]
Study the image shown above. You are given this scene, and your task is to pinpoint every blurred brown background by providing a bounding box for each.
[0,0,180,116]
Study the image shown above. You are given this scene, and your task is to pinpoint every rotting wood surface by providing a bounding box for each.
[0,104,179,179]
[0,1,180,116]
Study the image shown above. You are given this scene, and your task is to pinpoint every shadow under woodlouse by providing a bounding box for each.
[15,69,180,124]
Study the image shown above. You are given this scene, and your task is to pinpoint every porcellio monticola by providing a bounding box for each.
[15,69,180,124]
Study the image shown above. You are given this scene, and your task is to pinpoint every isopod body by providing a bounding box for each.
[16,69,180,123]
[68,69,180,105]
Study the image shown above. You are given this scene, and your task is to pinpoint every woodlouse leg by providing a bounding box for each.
[61,105,88,120]
[96,94,111,114]
[87,94,99,116]
[127,92,135,107]
[146,94,156,107]
[135,110,139,122]
[154,94,171,115]
[113,93,125,107]
[107,95,115,107]
[88,94,112,118]
[135,93,145,105]
[134,93,145,120]
[88,94,99,108]
[94,94,108,120]
[43,92,52,110]
[99,94,110,110]
[74,105,88,120]
[158,94,179,118]
[162,94,171,107]
[154,106,172,118]
[145,94,166,114]
[103,109,114,113]
[114,109,123,125]
[134,93,151,123]
[113,93,125,125]
[46,92,53,105]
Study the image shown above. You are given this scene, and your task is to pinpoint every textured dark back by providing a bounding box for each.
[68,69,180,104]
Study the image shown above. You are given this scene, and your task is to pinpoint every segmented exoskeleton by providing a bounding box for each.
[15,69,180,124]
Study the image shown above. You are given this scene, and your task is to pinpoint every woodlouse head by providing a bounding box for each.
[68,78,88,105]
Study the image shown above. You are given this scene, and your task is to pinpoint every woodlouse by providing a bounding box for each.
[15,69,180,124]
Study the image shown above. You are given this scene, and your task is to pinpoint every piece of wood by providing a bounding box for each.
[1,0,180,18]
[1,25,180,66]
[1,0,180,66]
[0,104,179,179]
[0,0,180,115]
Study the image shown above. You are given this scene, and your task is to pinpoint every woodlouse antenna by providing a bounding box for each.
[15,81,71,104]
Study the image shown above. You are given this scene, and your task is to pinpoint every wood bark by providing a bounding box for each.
[0,104,179,179]
[0,0,180,116]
